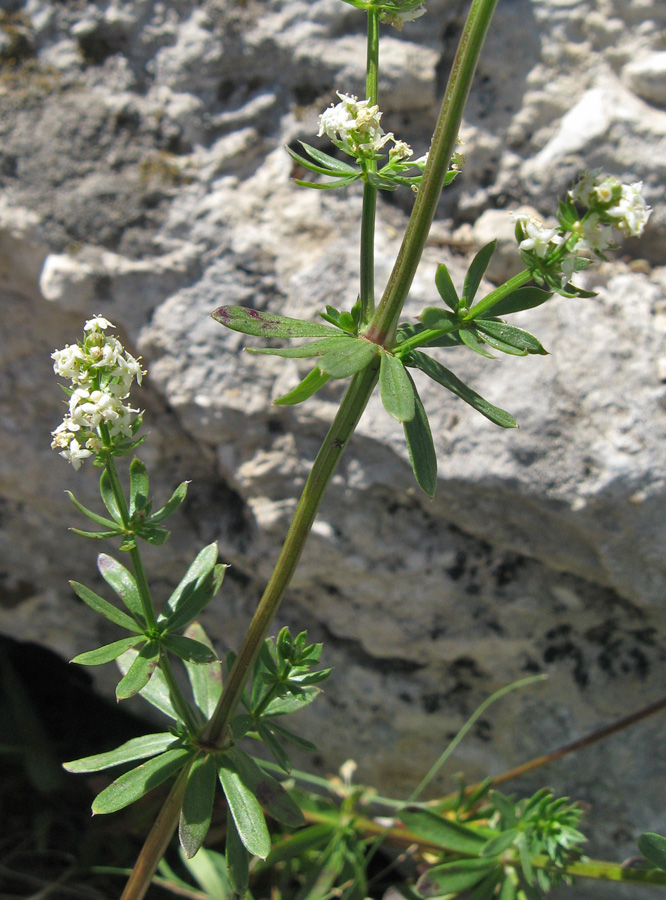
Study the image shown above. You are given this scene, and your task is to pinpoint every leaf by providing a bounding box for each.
[475,320,547,355]
[148,481,189,524]
[212,306,340,339]
[294,175,360,190]
[484,286,552,317]
[257,721,292,773]
[419,307,459,331]
[92,748,192,815]
[409,352,517,428]
[318,339,379,378]
[159,543,220,631]
[247,336,352,359]
[228,746,305,828]
[400,807,488,854]
[267,720,318,752]
[117,648,178,719]
[466,869,503,900]
[639,833,666,870]
[99,468,123,523]
[116,640,160,700]
[63,733,176,773]
[403,373,437,498]
[417,859,498,897]
[179,847,232,900]
[463,240,497,305]
[183,622,222,720]
[460,327,496,358]
[97,554,144,619]
[225,809,250,895]
[263,687,320,716]
[70,527,123,540]
[129,458,149,516]
[65,491,118,528]
[180,754,218,858]
[292,142,359,175]
[435,262,460,311]
[217,756,271,859]
[379,350,415,423]
[480,828,519,857]
[70,580,142,632]
[162,634,219,665]
[71,636,143,666]
[273,366,330,405]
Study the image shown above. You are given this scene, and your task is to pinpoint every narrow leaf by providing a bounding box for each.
[419,307,459,331]
[64,733,176,773]
[117,649,179,719]
[264,687,320,716]
[70,528,123,540]
[71,636,142,666]
[435,263,460,311]
[212,306,340,338]
[475,320,547,354]
[480,828,519,857]
[97,554,144,619]
[226,809,250,894]
[129,458,150,516]
[70,580,142,632]
[318,339,378,378]
[463,240,497,305]
[417,859,498,897]
[148,481,189,524]
[485,286,552,317]
[99,468,123,522]
[159,543,219,630]
[639,833,666,870]
[257,721,292,773]
[379,351,415,423]
[294,175,360,190]
[403,373,437,498]
[287,147,350,178]
[162,634,219,665]
[184,622,222,720]
[247,336,351,359]
[400,807,488,854]
[409,352,517,428]
[228,746,305,828]
[179,846,232,900]
[294,142,359,174]
[218,756,271,859]
[274,367,332,406]
[460,327,496,358]
[267,720,318,753]
[65,491,118,528]
[116,641,160,700]
[475,330,528,356]
[180,754,217,858]
[92,748,192,815]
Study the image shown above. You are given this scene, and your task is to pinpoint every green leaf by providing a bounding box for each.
[417,859,498,897]
[71,636,143,666]
[266,720,318,752]
[162,634,219,665]
[292,142,359,175]
[65,491,118,528]
[475,320,547,355]
[257,721,292,773]
[498,875,517,900]
[117,649,179,720]
[463,241,497,305]
[212,306,340,339]
[70,527,123,540]
[92,748,192,815]
[183,623,223,720]
[226,809,250,895]
[419,307,459,331]
[294,175,360,190]
[247,336,352,359]
[178,848,232,900]
[135,525,171,546]
[409,352,517,428]
[318,339,379,378]
[70,580,142,632]
[403,373,437,498]
[460,327,496,358]
[484,286,552,317]
[228,747,305,828]
[466,869,503,900]
[435,262,460,311]
[400,807,488,854]
[480,828,519,857]
[129,458,149,516]
[116,641,160,700]
[148,481,189,524]
[180,754,217,858]
[639,833,666,870]
[379,350,415,423]
[159,543,221,632]
[97,554,144,619]
[517,832,535,884]
[99,468,123,522]
[263,687,320,716]
[218,756,271,859]
[63,733,176,773]
[273,367,331,406]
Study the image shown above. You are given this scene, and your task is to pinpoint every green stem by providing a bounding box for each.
[201,361,380,745]
[461,268,533,322]
[534,857,666,886]
[359,6,380,326]
[364,0,501,347]
[159,650,200,735]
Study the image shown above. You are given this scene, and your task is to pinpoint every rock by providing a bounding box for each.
[623,51,666,106]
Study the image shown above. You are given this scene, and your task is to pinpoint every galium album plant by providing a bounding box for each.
[49,0,665,899]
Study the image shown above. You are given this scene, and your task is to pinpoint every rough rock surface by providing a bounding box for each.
[1,0,665,887]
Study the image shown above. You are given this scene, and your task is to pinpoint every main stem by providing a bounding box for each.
[359,6,380,326]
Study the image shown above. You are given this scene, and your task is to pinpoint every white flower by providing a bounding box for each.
[513,213,563,258]
[579,212,614,253]
[606,181,651,237]
[389,140,413,162]
[52,343,87,382]
[381,3,426,30]
[318,92,388,156]
[84,315,115,331]
[559,256,576,288]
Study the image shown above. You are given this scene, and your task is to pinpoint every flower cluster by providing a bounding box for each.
[380,2,426,30]
[569,171,651,248]
[318,92,405,161]
[51,316,145,469]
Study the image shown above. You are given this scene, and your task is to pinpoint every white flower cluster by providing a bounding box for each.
[512,213,563,259]
[51,316,144,469]
[570,171,651,247]
[318,91,401,159]
[380,3,426,30]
